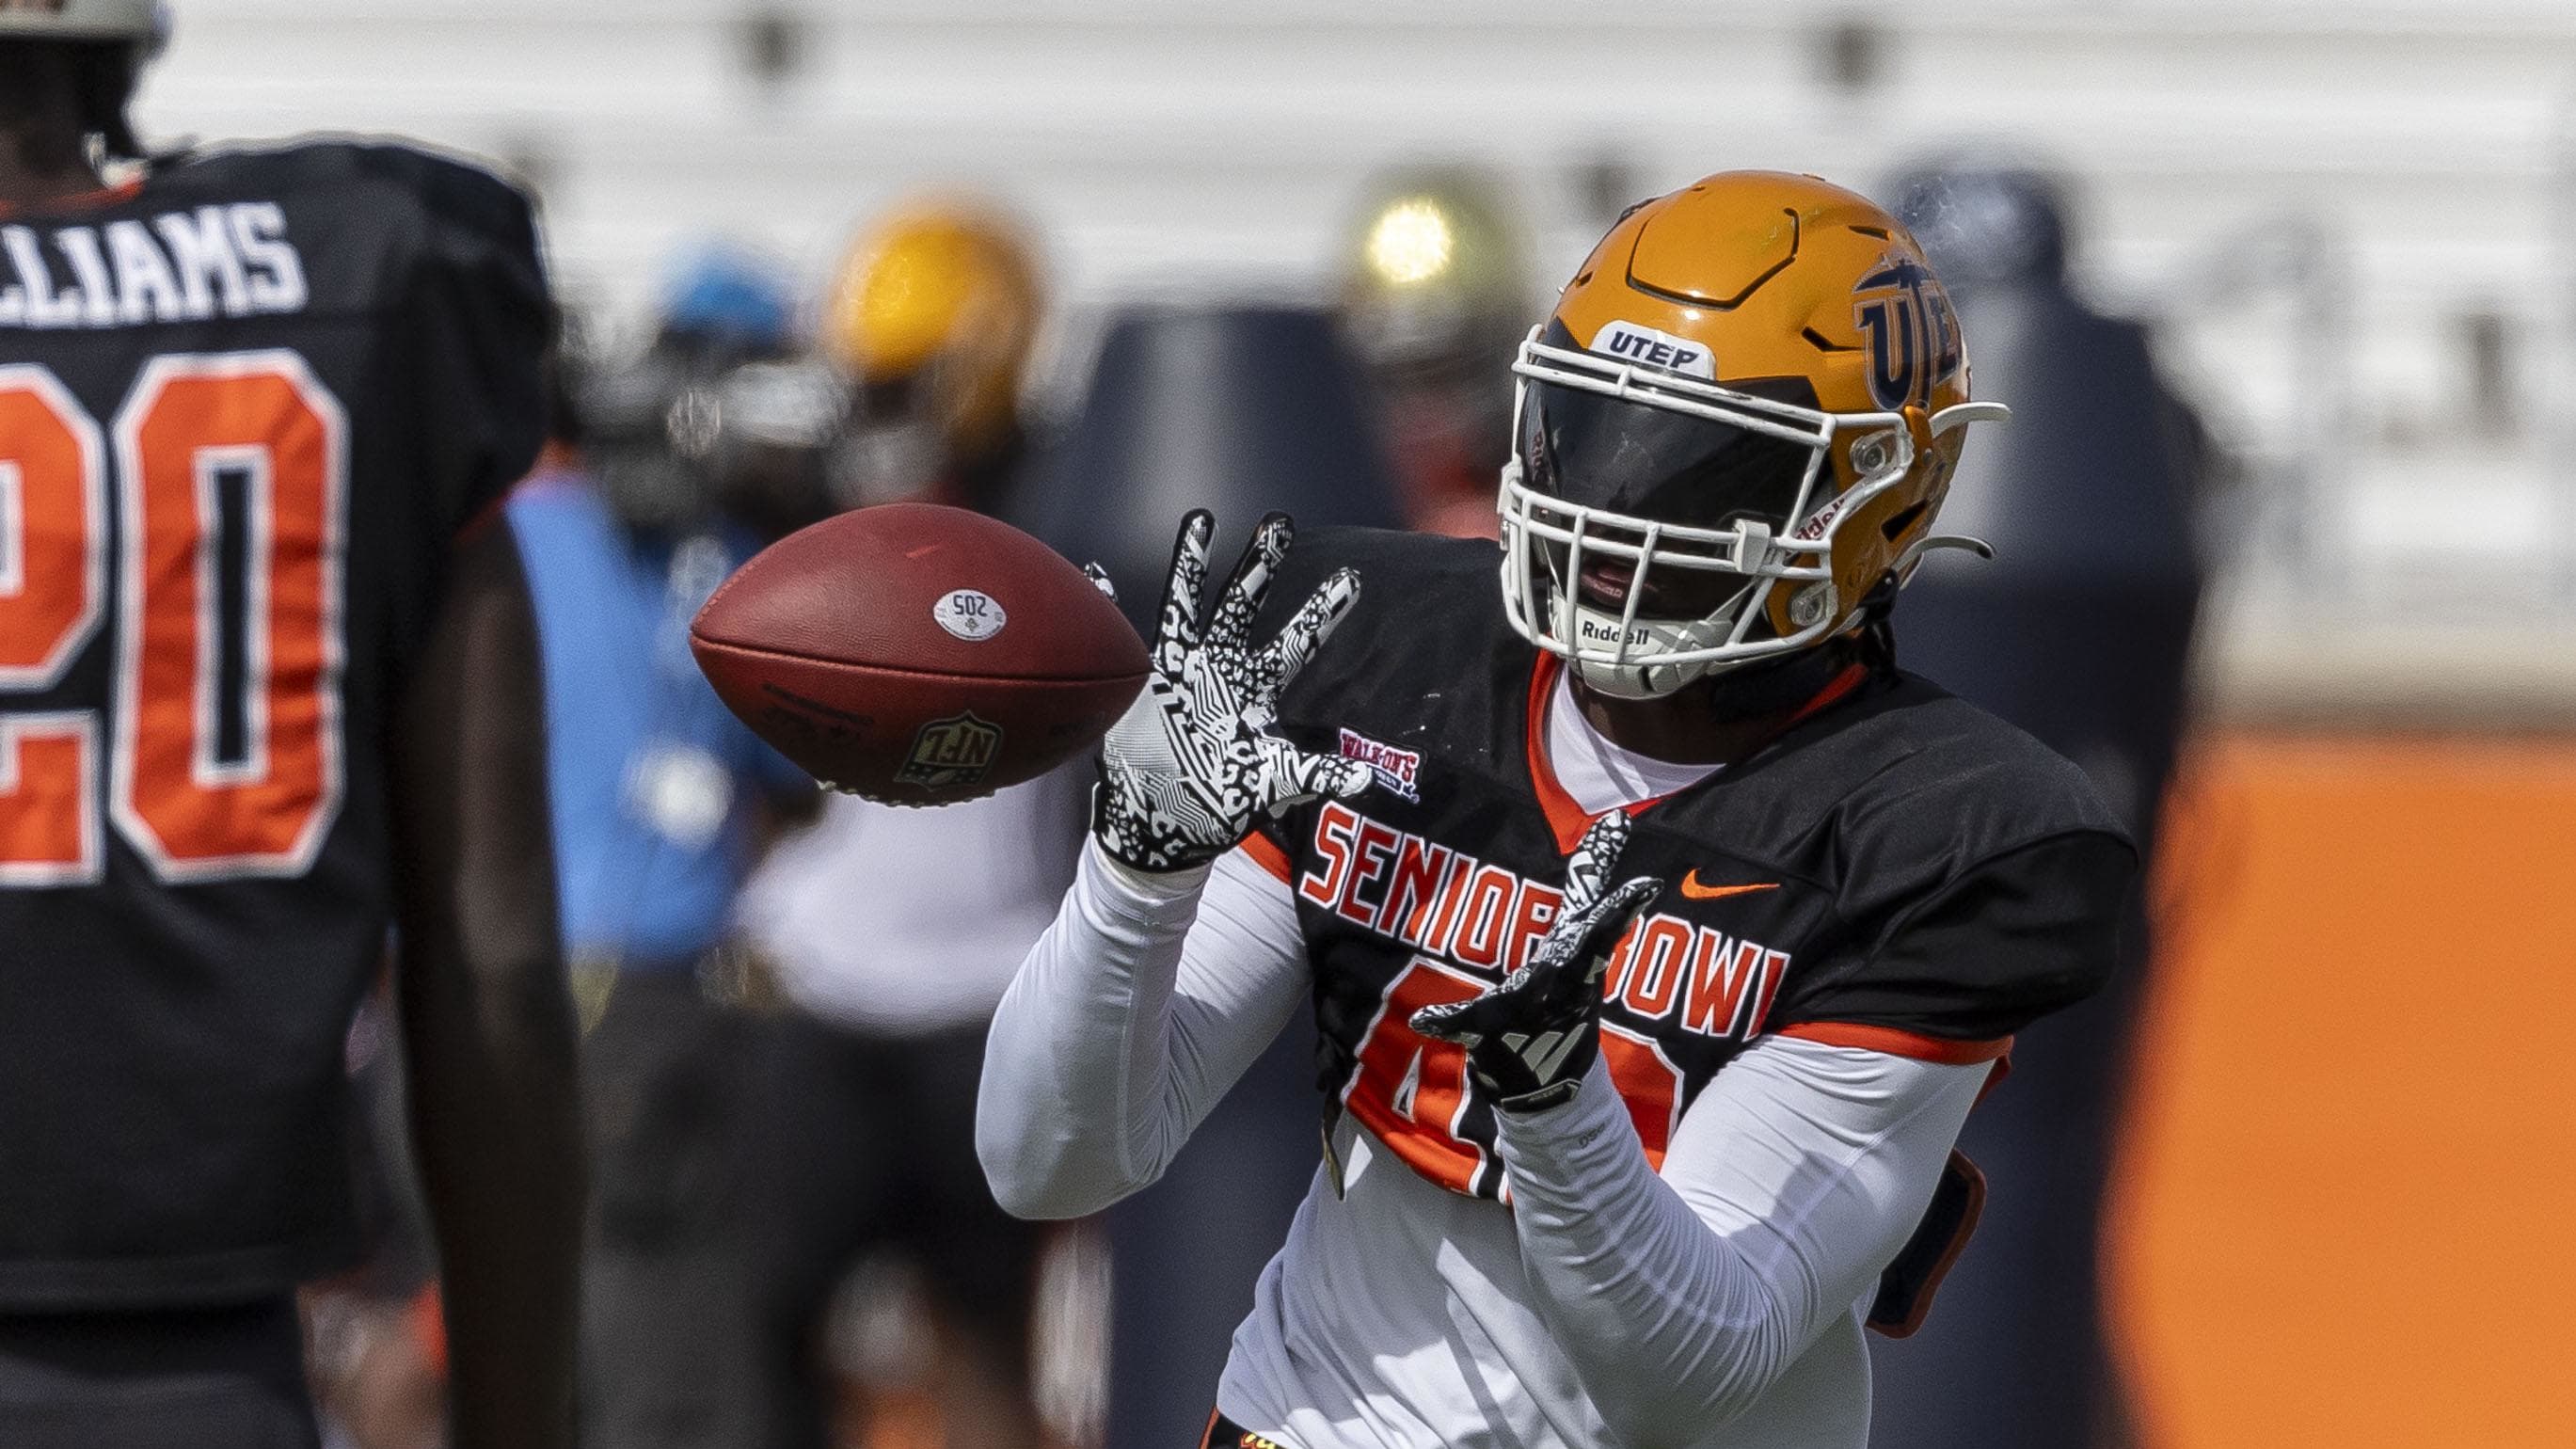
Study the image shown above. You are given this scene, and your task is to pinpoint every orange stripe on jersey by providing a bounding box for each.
[1236,831,1295,884]
[1778,1022,2013,1065]
[1521,653,1597,853]
[1788,661,1868,726]
[1522,655,1873,855]
[0,178,142,222]
[1523,653,1686,852]
[408,1282,448,1379]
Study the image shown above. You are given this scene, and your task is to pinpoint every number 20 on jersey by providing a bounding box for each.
[0,352,344,886]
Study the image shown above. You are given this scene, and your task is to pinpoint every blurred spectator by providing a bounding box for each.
[728,199,1087,1448]
[1868,160,2209,1449]
[517,252,826,1448]
[583,247,848,541]
[1334,167,1534,537]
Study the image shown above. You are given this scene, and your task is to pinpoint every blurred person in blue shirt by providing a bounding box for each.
[513,248,842,1448]
[517,247,828,999]
[507,484,790,982]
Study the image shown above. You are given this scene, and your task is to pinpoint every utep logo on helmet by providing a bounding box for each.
[1589,320,1717,381]
[1850,253,1963,410]
[1338,729,1422,803]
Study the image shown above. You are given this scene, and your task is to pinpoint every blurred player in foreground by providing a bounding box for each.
[0,6,580,1447]
[732,200,1084,1447]
[979,172,2137,1445]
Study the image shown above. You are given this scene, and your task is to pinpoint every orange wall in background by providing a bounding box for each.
[2110,734,2576,1446]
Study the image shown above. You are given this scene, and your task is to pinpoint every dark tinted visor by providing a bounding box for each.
[1519,329,1823,532]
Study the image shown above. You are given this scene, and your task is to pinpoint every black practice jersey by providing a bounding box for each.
[0,142,549,1308]
[1248,529,2136,1203]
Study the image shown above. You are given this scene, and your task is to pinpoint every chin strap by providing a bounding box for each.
[1556,595,1734,701]
[1689,632,1870,724]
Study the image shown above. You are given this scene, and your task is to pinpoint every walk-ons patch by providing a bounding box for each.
[1338,728,1422,802]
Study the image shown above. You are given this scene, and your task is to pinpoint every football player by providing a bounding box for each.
[978,172,2136,1446]
[0,7,580,1448]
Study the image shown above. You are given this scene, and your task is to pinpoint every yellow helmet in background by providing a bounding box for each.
[1337,168,1533,536]
[1339,167,1530,384]
[1500,170,2007,698]
[823,200,1042,502]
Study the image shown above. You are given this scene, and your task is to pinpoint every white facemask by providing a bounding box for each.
[1551,593,1730,700]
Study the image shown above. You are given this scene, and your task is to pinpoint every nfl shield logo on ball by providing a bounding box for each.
[898,711,1002,789]
[932,588,1008,641]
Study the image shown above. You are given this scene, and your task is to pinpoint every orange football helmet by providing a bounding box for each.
[1498,170,2005,698]
[821,199,1041,504]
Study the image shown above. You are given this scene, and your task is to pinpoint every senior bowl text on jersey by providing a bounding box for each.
[1242,529,2128,1218]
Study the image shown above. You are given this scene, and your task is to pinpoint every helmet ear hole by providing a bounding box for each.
[1879,500,1930,543]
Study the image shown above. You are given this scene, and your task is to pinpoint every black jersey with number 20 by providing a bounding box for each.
[0,142,549,1309]
[1248,529,2136,1225]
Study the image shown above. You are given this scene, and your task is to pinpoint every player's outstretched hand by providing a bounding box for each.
[1094,511,1373,873]
[1411,812,1662,1112]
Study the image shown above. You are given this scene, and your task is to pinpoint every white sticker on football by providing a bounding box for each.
[932,588,1009,642]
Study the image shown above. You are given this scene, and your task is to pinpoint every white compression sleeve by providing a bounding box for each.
[1492,1036,1990,1443]
[976,840,1310,1219]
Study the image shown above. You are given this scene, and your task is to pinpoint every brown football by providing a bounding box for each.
[690,502,1148,804]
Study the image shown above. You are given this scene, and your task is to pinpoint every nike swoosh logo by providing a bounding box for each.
[1679,871,1780,901]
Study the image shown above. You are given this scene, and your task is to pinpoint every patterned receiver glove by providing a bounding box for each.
[1410,812,1663,1112]
[1093,511,1375,873]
